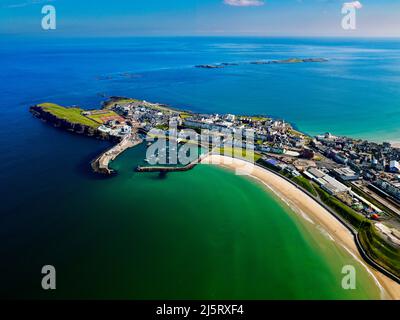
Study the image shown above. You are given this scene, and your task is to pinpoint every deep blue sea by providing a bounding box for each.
[2,37,400,142]
[0,36,399,298]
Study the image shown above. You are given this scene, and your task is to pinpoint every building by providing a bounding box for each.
[262,157,283,170]
[373,179,400,201]
[183,119,232,132]
[330,150,349,165]
[389,160,400,173]
[98,125,112,134]
[332,167,360,181]
[119,125,132,135]
[260,146,285,154]
[305,168,350,195]
[284,166,301,177]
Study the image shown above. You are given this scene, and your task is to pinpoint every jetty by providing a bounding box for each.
[136,151,210,173]
[92,132,143,175]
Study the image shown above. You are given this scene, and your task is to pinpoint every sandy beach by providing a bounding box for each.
[390,141,400,149]
[202,154,400,300]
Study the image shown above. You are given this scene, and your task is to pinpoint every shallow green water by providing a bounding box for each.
[3,143,380,299]
[0,134,382,299]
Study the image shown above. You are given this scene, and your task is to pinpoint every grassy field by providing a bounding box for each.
[179,112,193,119]
[103,98,139,109]
[38,103,99,128]
[85,110,122,124]
[216,147,262,162]
[292,175,318,197]
[147,103,181,114]
[359,223,400,278]
[238,115,270,122]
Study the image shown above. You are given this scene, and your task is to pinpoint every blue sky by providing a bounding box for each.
[1,0,400,37]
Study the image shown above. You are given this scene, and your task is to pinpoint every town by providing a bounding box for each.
[98,97,400,249]
[103,99,399,213]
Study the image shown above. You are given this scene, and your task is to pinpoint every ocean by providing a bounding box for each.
[1,36,398,299]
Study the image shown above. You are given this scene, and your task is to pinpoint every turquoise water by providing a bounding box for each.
[2,37,400,141]
[0,36,398,299]
[0,141,381,299]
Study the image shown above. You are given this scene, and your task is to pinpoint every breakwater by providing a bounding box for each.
[92,133,143,175]
[136,152,209,173]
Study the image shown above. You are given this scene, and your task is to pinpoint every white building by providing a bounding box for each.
[305,168,350,195]
[390,160,400,173]
[225,114,236,122]
[333,167,360,181]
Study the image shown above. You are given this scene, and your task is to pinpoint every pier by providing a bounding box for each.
[92,132,143,175]
[136,152,209,173]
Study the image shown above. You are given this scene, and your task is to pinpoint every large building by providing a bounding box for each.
[389,160,400,173]
[332,167,360,181]
[305,168,350,195]
[373,179,400,201]
[183,119,232,132]
[330,149,349,165]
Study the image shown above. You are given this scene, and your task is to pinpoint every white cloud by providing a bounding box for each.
[223,0,265,7]
[343,1,363,9]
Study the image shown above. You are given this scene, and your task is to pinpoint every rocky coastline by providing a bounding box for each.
[30,105,117,142]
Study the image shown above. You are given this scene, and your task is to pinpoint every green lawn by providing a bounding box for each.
[38,103,99,128]
[359,223,400,278]
[179,112,193,119]
[85,110,121,124]
[292,175,318,197]
[216,147,261,162]
[238,115,270,122]
[103,98,139,109]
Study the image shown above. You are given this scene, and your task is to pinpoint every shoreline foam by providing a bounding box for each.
[202,155,400,300]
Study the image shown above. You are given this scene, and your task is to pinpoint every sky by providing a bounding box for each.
[1,0,400,37]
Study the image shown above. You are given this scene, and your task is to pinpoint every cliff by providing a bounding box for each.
[30,105,116,141]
